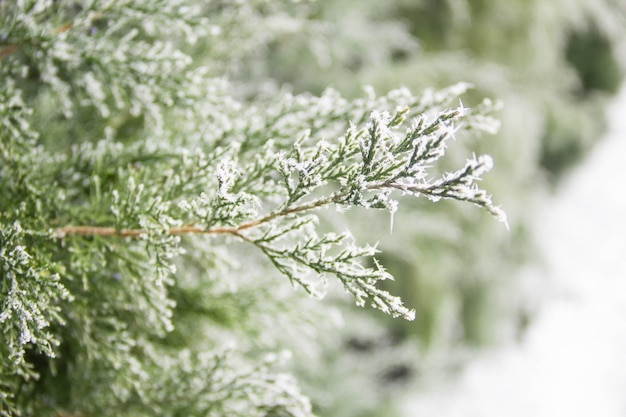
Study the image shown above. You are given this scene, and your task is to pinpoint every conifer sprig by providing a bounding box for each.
[46,84,504,321]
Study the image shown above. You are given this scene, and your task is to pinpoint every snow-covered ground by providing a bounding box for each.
[402,85,626,417]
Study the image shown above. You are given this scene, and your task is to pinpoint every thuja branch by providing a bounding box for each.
[46,85,504,323]
[54,153,505,241]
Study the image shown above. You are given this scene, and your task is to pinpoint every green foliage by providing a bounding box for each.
[0,1,510,416]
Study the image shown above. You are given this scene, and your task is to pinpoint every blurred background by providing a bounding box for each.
[228,0,626,415]
[400,80,626,417]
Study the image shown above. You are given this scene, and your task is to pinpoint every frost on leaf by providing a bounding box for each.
[213,84,505,320]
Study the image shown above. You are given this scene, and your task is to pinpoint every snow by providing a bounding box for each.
[401,85,626,417]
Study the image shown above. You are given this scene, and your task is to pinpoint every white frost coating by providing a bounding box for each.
[216,160,239,200]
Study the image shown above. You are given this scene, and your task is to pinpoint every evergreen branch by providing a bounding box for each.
[46,88,504,325]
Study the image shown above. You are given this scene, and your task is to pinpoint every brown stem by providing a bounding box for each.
[0,44,18,59]
[54,194,338,239]
[0,22,73,59]
[53,224,231,238]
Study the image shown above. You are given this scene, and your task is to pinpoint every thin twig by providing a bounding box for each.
[0,22,73,59]
[0,44,18,59]
[53,224,232,238]
[53,193,339,239]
